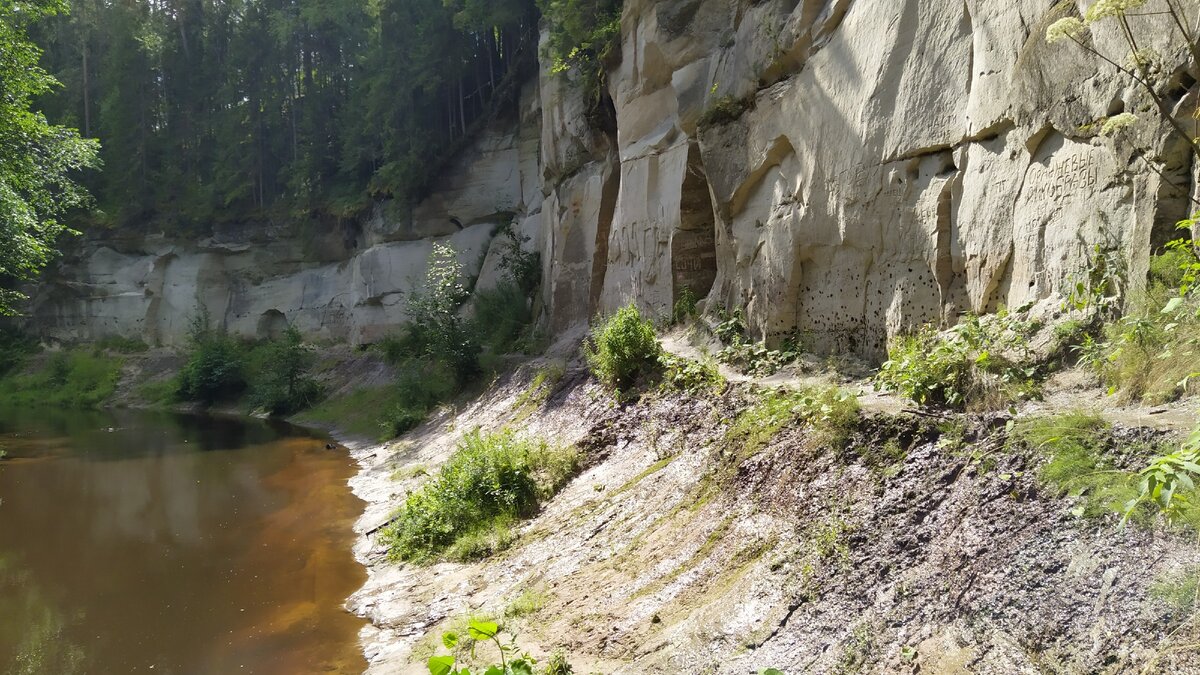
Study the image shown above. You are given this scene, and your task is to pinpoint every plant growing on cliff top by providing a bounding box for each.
[698,94,754,129]
[381,430,578,562]
[876,309,1041,410]
[537,0,621,105]
[584,302,662,394]
[1046,1,1200,159]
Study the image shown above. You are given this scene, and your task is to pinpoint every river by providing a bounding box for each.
[0,407,367,674]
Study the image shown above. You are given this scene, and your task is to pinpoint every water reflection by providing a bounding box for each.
[0,407,366,674]
[0,553,86,674]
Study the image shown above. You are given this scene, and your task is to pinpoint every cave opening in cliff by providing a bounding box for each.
[672,143,718,305]
[1151,132,1196,252]
[257,309,290,341]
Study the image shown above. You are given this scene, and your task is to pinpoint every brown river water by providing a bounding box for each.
[0,407,367,674]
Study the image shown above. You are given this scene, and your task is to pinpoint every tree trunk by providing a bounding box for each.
[81,36,91,137]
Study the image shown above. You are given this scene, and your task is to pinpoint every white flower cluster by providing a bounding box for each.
[1046,17,1087,44]
[1126,46,1163,72]
[1100,112,1139,135]
[1085,0,1150,22]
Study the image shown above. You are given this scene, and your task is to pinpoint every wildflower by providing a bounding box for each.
[1046,17,1087,44]
[1085,0,1150,23]
[1126,47,1161,72]
[1100,112,1139,136]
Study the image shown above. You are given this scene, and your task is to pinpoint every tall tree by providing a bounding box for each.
[0,0,99,314]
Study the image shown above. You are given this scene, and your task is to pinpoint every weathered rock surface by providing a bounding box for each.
[589,0,1197,357]
[343,361,1200,674]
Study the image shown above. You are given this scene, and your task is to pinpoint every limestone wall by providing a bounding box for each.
[578,0,1196,357]
[29,100,543,346]
[28,0,1199,359]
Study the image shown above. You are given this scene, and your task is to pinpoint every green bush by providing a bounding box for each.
[584,303,662,393]
[1097,307,1200,402]
[495,221,542,296]
[473,283,533,355]
[296,386,404,441]
[1123,425,1200,529]
[426,619,574,675]
[1149,247,1193,291]
[1012,414,1200,530]
[671,287,698,324]
[373,244,485,435]
[381,430,578,562]
[659,353,724,394]
[1087,223,1200,403]
[711,307,798,376]
[247,326,323,416]
[0,327,36,377]
[876,310,1041,410]
[380,360,462,437]
[405,243,479,380]
[176,314,248,406]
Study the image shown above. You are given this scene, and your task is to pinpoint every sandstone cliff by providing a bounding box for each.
[29,0,1198,358]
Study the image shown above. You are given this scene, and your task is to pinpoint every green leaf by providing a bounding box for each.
[1162,297,1184,314]
[428,655,456,675]
[484,667,503,675]
[762,669,786,675]
[467,620,500,641]
[442,632,460,649]
[510,659,536,675]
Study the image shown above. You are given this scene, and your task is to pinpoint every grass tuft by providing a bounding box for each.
[1010,413,1141,520]
[381,430,578,563]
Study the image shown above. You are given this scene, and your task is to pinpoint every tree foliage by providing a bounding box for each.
[0,0,99,314]
[32,0,539,232]
[537,0,621,105]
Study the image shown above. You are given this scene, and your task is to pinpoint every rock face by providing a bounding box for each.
[586,0,1195,357]
[29,118,540,346]
[29,0,1199,356]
